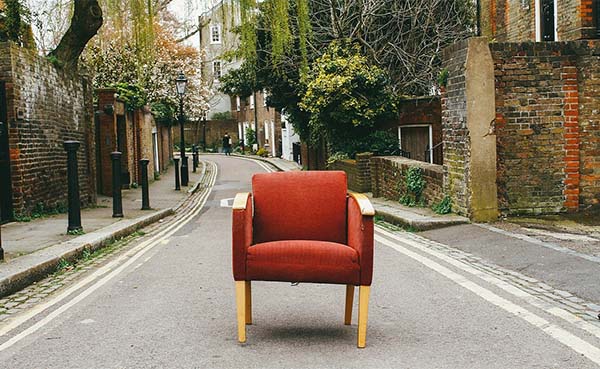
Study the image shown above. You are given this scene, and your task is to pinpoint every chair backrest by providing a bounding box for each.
[252,171,347,244]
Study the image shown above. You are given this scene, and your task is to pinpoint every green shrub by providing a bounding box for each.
[432,196,452,214]
[399,167,426,207]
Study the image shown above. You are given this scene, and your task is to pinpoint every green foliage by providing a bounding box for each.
[111,82,147,111]
[256,147,269,157]
[400,167,426,207]
[438,68,449,88]
[14,201,68,222]
[67,228,85,236]
[56,258,73,272]
[326,151,349,166]
[46,55,63,68]
[299,41,396,146]
[432,196,452,215]
[331,130,400,158]
[219,62,258,97]
[245,127,257,146]
[211,111,232,120]
[150,100,176,125]
[0,0,34,48]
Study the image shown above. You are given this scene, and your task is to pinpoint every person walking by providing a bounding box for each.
[222,132,232,156]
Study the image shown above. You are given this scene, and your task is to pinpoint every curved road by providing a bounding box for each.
[0,155,599,368]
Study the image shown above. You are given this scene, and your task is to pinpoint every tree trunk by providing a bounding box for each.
[48,0,103,70]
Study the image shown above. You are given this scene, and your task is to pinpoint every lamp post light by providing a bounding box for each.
[175,71,189,186]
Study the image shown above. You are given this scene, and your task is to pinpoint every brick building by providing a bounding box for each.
[231,92,282,157]
[479,0,600,42]
[0,42,96,221]
[96,89,172,196]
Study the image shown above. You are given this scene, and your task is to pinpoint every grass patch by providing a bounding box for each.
[374,217,417,233]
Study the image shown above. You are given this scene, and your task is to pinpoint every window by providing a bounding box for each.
[264,120,270,141]
[249,95,255,109]
[236,96,241,112]
[535,0,557,41]
[213,61,222,80]
[596,0,600,37]
[263,89,268,106]
[210,24,221,44]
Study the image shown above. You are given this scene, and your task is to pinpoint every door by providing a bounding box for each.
[541,0,555,41]
[0,82,13,222]
[399,126,430,163]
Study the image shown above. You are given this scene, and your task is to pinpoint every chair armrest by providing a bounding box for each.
[232,192,253,281]
[347,193,374,286]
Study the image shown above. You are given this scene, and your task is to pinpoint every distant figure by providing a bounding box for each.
[222,132,232,156]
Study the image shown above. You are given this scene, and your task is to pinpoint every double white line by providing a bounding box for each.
[0,161,218,352]
[375,226,600,366]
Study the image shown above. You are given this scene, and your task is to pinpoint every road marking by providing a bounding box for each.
[375,229,600,365]
[0,161,218,352]
[220,198,234,207]
[376,227,600,340]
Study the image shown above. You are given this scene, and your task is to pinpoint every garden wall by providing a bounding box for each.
[0,42,96,217]
[370,156,444,206]
[328,152,372,193]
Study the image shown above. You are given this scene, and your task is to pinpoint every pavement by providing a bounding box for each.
[0,162,207,297]
[0,155,599,368]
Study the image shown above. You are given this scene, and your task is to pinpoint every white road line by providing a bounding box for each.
[376,227,600,340]
[230,155,276,173]
[375,230,600,366]
[0,161,218,352]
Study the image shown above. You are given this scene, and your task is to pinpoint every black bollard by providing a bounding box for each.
[140,159,150,210]
[64,141,82,233]
[192,145,198,173]
[181,156,189,186]
[174,157,181,191]
[111,152,124,218]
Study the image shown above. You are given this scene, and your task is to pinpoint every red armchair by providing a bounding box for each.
[232,171,375,348]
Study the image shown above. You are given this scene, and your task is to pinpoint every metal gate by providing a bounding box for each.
[0,82,13,223]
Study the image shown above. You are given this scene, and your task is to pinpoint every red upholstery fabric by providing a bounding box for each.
[252,171,347,244]
[347,197,374,286]
[246,240,360,285]
[232,194,253,281]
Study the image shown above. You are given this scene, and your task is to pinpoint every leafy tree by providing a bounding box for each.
[0,0,35,48]
[299,41,396,145]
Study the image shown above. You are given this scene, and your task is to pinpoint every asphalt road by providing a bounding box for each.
[0,155,599,368]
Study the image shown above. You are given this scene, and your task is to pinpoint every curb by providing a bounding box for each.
[0,163,209,298]
[375,208,469,231]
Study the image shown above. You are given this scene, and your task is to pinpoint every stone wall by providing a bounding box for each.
[328,152,372,193]
[370,156,444,206]
[0,42,95,216]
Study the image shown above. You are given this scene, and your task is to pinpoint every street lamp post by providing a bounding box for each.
[176,72,189,187]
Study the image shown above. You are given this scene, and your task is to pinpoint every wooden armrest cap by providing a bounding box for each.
[348,192,376,216]
[233,192,251,210]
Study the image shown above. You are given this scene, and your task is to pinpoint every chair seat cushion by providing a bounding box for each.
[246,240,360,285]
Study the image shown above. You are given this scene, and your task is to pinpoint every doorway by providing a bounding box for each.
[0,82,13,222]
[398,125,433,164]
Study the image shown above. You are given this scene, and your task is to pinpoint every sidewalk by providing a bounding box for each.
[0,162,206,296]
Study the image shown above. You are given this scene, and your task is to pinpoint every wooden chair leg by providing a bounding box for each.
[235,281,246,343]
[344,285,355,325]
[357,285,371,348]
[245,281,252,325]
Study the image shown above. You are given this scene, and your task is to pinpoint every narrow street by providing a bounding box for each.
[0,156,599,368]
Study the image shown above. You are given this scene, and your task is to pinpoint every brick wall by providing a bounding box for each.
[0,43,95,216]
[328,152,372,193]
[441,39,471,216]
[232,93,282,155]
[480,0,595,42]
[490,40,600,213]
[370,156,444,206]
